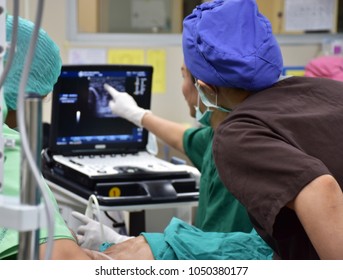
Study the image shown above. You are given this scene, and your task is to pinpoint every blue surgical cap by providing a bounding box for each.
[4,15,62,110]
[182,0,283,91]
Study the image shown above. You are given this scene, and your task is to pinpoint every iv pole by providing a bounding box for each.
[0,0,54,260]
[18,95,43,259]
[0,0,6,193]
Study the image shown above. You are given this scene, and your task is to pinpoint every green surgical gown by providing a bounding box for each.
[183,126,252,233]
[141,126,273,260]
[0,123,74,259]
[142,217,273,260]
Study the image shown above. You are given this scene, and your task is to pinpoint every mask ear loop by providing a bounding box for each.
[195,80,208,107]
[196,90,201,108]
[85,194,105,241]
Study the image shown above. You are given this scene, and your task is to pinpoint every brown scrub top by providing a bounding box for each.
[213,76,343,259]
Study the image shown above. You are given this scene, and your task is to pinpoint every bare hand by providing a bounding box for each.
[84,236,154,260]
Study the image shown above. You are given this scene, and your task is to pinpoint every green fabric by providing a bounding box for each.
[0,124,74,259]
[142,218,273,260]
[183,126,252,233]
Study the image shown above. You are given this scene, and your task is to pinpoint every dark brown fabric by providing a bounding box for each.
[213,76,343,259]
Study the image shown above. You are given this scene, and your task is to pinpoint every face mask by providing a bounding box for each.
[195,94,212,126]
[195,82,232,113]
[195,106,213,126]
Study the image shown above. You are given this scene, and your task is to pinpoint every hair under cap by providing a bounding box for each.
[4,15,62,110]
[182,0,283,91]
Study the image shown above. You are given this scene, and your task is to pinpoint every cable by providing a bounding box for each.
[104,211,125,228]
[0,0,19,90]
[16,0,55,260]
[85,194,105,241]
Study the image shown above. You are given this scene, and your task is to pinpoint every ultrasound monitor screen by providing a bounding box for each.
[49,64,153,155]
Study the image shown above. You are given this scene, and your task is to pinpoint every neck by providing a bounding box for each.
[211,110,228,130]
[218,87,251,111]
[211,88,251,129]
[5,110,17,129]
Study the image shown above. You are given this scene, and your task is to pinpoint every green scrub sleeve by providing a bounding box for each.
[183,127,212,170]
[142,218,273,260]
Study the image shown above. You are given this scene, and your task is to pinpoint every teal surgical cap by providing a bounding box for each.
[4,15,62,110]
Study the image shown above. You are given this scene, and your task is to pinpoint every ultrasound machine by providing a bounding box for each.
[42,64,199,207]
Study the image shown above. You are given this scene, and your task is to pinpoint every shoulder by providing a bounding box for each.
[185,126,213,139]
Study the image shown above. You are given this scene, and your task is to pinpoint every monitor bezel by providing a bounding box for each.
[48,64,153,156]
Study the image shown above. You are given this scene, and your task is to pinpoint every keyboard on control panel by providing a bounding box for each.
[53,152,184,176]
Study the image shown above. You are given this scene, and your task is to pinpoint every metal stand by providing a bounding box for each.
[18,95,43,259]
[0,0,50,260]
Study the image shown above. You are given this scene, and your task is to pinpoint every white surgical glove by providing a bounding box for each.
[71,211,133,251]
[104,83,150,127]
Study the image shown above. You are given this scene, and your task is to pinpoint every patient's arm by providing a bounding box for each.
[39,226,152,260]
[84,236,154,260]
[288,174,343,259]
[39,239,92,260]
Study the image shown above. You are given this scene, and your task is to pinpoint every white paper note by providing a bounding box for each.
[284,0,336,32]
[68,48,107,64]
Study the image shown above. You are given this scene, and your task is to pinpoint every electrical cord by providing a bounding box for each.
[85,194,105,242]
[104,211,125,228]
[16,0,55,260]
[0,0,19,91]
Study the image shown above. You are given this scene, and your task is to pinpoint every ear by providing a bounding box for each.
[197,80,219,94]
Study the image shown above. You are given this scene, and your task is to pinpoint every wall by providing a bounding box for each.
[8,0,323,127]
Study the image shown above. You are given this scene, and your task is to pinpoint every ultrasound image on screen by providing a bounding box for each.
[87,75,148,118]
[50,65,153,153]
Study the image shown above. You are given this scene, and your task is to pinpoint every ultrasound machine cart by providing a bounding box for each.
[42,64,199,234]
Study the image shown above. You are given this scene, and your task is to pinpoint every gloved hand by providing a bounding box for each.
[104,83,150,127]
[71,211,133,251]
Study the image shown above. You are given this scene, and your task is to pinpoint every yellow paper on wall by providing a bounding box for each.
[282,66,305,77]
[107,49,145,65]
[147,49,166,94]
[286,70,305,76]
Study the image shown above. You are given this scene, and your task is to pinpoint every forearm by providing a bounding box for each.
[141,112,188,153]
[292,174,343,259]
[40,239,91,260]
[101,236,154,260]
